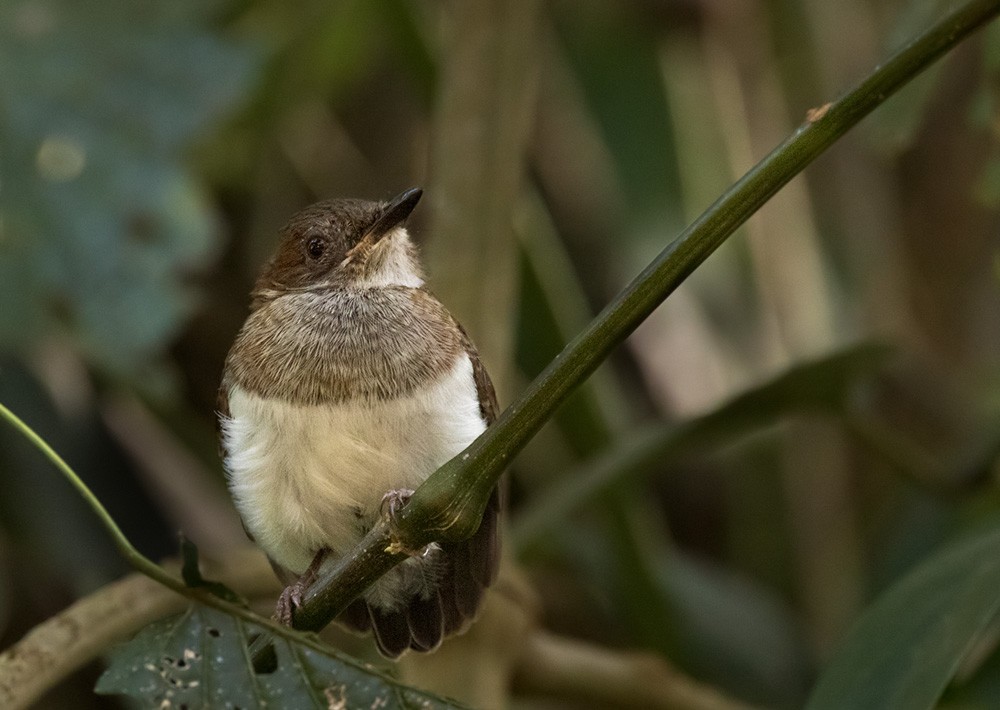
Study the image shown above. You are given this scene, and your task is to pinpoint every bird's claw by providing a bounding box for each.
[273,549,327,625]
[381,488,430,557]
[274,582,307,625]
[380,488,415,523]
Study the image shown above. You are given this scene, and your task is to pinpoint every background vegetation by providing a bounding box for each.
[1,0,999,707]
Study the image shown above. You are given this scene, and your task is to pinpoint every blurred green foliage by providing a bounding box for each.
[808,524,1000,710]
[0,0,258,384]
[1,0,999,708]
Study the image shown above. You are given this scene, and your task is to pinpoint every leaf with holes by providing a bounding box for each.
[95,604,465,709]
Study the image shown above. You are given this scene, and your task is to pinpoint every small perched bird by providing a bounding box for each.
[217,188,500,657]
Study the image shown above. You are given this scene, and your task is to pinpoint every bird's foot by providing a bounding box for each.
[275,583,307,626]
[273,549,328,625]
[380,488,428,557]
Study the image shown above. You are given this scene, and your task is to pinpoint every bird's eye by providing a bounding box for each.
[306,236,326,260]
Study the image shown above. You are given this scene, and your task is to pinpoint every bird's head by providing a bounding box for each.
[252,188,424,303]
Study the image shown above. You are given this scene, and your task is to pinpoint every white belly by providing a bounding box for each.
[221,355,486,574]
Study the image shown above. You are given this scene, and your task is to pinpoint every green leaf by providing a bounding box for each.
[96,604,465,709]
[805,524,1000,710]
[0,0,259,381]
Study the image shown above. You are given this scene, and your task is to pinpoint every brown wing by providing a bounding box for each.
[456,322,499,425]
[215,376,233,462]
[361,321,504,658]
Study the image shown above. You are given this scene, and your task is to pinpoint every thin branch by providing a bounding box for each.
[0,549,277,710]
[0,403,213,608]
[426,0,542,389]
[513,631,761,710]
[276,0,1000,638]
[0,402,151,575]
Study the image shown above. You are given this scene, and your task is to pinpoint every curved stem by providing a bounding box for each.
[0,404,134,558]
[0,403,343,659]
[3,0,998,665]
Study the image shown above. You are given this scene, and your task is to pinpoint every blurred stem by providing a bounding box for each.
[512,342,892,551]
[426,0,542,394]
[280,0,1000,639]
[513,631,760,710]
[512,424,684,552]
[0,549,277,710]
[518,188,680,656]
[516,189,633,434]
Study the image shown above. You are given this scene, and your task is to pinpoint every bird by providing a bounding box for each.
[217,188,500,658]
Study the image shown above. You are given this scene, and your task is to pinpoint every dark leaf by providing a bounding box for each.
[95,604,465,709]
[513,342,893,548]
[806,524,1000,710]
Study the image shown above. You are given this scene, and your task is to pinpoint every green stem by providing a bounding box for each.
[0,402,347,662]
[4,0,999,665]
[0,403,147,571]
[284,0,1000,638]
[395,0,1000,541]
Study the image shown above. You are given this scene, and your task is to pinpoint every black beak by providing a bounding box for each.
[368,187,423,241]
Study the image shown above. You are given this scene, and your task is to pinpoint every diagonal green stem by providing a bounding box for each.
[395,0,1000,539]
[0,403,149,570]
[285,0,1000,639]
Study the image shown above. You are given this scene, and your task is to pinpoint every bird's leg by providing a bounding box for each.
[274,548,329,625]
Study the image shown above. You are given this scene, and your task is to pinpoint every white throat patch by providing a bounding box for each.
[353,228,424,289]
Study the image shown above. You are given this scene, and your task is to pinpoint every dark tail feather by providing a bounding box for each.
[469,493,499,588]
[437,567,465,637]
[338,598,371,633]
[441,483,500,626]
[352,485,502,658]
[406,594,445,651]
[370,607,411,658]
